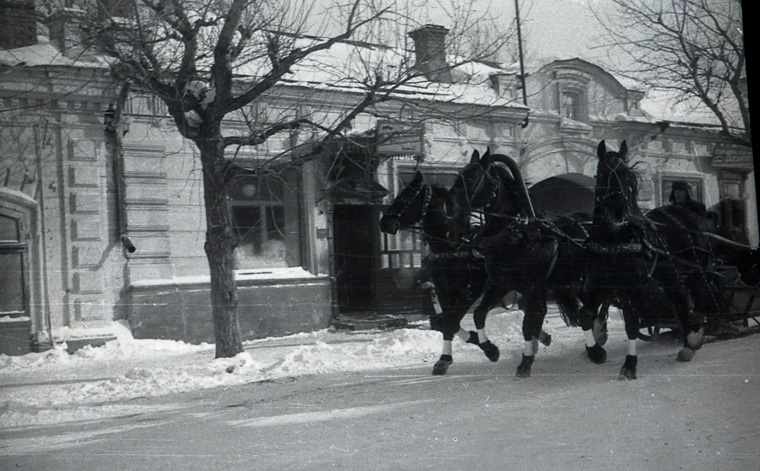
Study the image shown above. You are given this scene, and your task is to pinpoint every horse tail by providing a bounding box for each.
[491,154,536,218]
[554,290,584,328]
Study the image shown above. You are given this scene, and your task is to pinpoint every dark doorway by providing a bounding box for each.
[333,205,378,313]
[0,209,32,355]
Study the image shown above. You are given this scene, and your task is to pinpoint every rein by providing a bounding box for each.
[644,214,754,250]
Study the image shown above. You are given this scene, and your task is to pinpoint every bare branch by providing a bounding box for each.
[220,2,391,116]
[593,0,747,141]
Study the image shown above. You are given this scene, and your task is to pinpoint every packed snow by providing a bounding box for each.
[0,307,622,428]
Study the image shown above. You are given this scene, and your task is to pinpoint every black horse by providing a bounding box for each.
[582,140,715,379]
[447,149,605,378]
[378,171,502,375]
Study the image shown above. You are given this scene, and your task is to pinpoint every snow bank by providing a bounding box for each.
[0,308,591,427]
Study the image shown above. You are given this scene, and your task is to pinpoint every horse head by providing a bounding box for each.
[447,148,535,234]
[446,149,499,230]
[594,140,641,229]
[379,170,432,235]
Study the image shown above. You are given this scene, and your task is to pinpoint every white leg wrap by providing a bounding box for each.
[627,339,637,356]
[477,329,488,343]
[523,340,534,357]
[583,329,596,348]
[443,340,453,356]
[455,329,469,341]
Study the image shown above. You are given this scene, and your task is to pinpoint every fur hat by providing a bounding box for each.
[669,181,692,202]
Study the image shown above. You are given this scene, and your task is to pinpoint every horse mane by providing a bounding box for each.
[492,163,530,216]
[424,183,468,247]
[625,162,644,216]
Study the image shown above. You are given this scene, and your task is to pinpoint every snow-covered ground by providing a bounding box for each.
[0,307,639,428]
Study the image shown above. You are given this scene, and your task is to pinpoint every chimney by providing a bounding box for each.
[0,0,37,49]
[408,24,451,83]
[489,73,517,98]
[46,8,86,58]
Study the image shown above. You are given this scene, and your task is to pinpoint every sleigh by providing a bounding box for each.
[639,261,760,339]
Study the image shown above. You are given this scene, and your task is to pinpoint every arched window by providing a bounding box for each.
[561,88,588,122]
[562,93,578,119]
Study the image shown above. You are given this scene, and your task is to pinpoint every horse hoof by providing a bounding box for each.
[466,331,480,345]
[619,355,637,380]
[677,347,695,362]
[687,330,704,351]
[479,340,500,362]
[539,330,552,347]
[586,344,607,364]
[432,355,453,375]
[619,367,637,380]
[516,355,534,378]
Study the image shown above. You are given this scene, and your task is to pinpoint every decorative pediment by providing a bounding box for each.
[712,145,754,171]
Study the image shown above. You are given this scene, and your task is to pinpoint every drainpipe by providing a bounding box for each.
[104,82,136,254]
[34,120,55,351]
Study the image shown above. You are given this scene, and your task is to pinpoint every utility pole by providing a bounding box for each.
[515,0,529,127]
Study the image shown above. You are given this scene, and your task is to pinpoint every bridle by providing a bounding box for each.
[595,156,632,218]
[455,163,499,213]
[383,182,432,224]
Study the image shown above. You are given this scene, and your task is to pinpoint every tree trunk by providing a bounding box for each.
[197,134,244,358]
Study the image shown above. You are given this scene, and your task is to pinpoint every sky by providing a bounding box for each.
[415,0,610,65]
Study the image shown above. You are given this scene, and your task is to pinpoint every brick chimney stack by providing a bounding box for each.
[0,0,37,49]
[408,24,452,83]
[47,8,86,57]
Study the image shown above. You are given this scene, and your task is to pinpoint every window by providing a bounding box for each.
[562,93,578,119]
[228,170,301,269]
[720,180,743,200]
[560,87,588,122]
[0,213,26,318]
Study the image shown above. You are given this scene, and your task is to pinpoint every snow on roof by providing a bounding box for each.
[0,36,109,68]
[0,27,525,110]
[239,36,523,108]
[639,88,725,128]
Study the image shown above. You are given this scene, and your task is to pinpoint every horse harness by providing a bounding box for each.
[383,181,432,222]
[457,164,500,213]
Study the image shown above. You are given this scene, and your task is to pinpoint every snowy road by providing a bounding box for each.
[1,309,759,470]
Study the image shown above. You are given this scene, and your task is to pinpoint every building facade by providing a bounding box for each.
[0,7,755,354]
[520,58,755,244]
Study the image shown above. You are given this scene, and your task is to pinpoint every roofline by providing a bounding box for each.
[535,57,640,94]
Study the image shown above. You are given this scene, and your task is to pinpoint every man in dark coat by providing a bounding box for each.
[669,180,707,218]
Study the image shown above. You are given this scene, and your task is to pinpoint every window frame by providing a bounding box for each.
[227,169,303,270]
[660,175,704,206]
[0,210,28,319]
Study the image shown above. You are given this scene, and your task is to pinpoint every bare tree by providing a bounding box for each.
[594,0,748,142]
[37,0,517,357]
